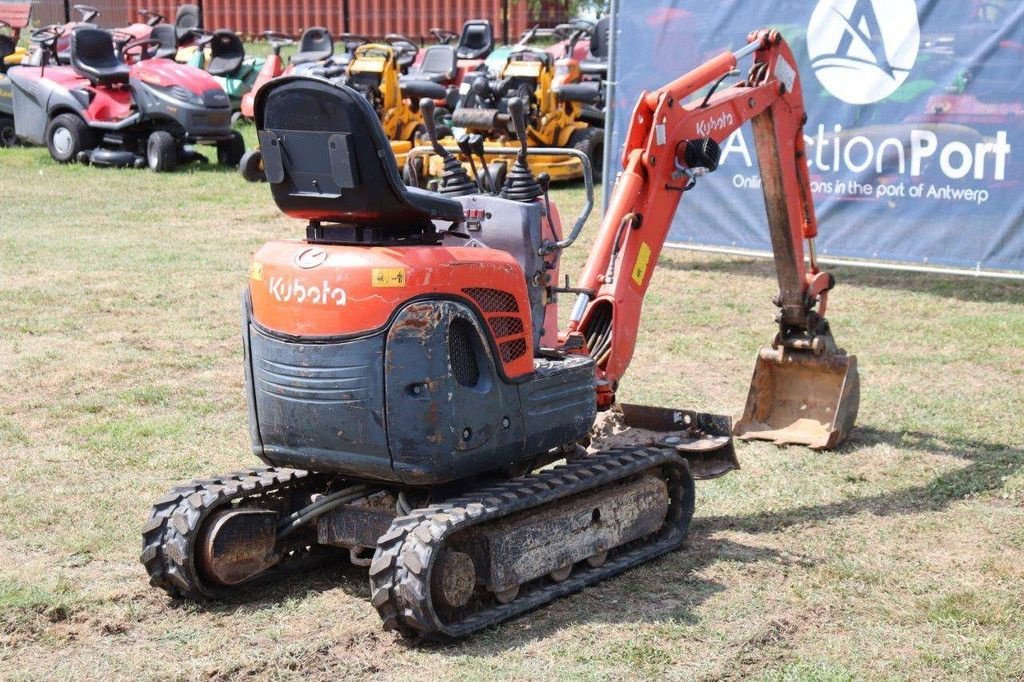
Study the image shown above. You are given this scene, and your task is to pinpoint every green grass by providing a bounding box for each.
[1,137,1023,680]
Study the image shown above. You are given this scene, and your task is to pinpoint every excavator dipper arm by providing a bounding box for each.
[565,29,859,448]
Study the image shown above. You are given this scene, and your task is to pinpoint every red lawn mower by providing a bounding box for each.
[8,26,243,171]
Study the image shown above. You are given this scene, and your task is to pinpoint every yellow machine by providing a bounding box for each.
[345,43,430,166]
[420,46,603,186]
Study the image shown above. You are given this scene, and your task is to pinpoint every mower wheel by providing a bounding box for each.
[0,115,17,148]
[568,127,604,184]
[239,148,265,182]
[147,131,178,172]
[45,113,94,163]
[217,130,246,168]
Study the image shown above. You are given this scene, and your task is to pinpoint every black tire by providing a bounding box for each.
[0,115,17,148]
[239,148,265,182]
[146,130,178,172]
[568,127,604,184]
[45,113,94,163]
[217,130,246,168]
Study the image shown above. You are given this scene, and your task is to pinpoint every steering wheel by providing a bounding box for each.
[121,37,164,61]
[193,29,215,47]
[73,5,100,23]
[385,33,418,68]
[509,46,550,64]
[429,27,458,44]
[262,30,294,52]
[139,9,166,27]
[31,26,63,43]
[340,33,369,51]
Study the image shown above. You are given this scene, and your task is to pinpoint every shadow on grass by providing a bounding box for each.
[705,426,1023,536]
[657,253,1024,304]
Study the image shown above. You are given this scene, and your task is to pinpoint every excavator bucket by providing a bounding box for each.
[591,404,739,479]
[734,346,859,450]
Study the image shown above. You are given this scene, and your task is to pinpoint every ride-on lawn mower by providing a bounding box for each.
[142,30,859,640]
[187,29,264,116]
[418,41,603,187]
[9,27,244,171]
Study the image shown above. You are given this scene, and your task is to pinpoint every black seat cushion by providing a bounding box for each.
[206,30,244,77]
[175,3,200,41]
[150,24,178,60]
[70,28,130,85]
[456,20,492,60]
[405,44,456,83]
[399,77,447,101]
[254,77,463,233]
[292,26,333,65]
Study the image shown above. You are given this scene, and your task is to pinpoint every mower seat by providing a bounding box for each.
[149,24,178,60]
[70,28,130,85]
[175,3,201,42]
[404,44,456,84]
[456,20,493,60]
[206,30,244,77]
[579,15,609,76]
[400,77,447,102]
[291,26,333,65]
[255,77,464,234]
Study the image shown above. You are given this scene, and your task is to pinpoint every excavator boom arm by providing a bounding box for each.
[563,30,858,450]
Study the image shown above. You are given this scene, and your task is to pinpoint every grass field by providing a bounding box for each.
[1,135,1023,681]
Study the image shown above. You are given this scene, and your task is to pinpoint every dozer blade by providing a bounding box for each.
[734,345,859,450]
[591,403,739,479]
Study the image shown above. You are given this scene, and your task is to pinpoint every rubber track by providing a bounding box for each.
[141,466,330,599]
[368,447,695,640]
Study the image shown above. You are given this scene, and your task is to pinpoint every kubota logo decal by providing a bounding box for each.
[269,278,347,305]
[695,111,734,138]
[807,0,919,105]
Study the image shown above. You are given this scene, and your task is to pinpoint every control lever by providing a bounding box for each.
[467,134,494,193]
[507,97,530,168]
[500,97,543,201]
[456,134,485,192]
[419,97,477,197]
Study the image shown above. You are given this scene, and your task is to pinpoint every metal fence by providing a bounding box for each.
[19,0,570,43]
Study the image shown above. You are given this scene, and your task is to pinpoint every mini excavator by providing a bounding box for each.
[142,30,859,639]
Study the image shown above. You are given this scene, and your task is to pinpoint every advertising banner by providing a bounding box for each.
[609,0,1024,272]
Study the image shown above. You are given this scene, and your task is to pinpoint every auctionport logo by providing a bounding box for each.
[807,0,920,105]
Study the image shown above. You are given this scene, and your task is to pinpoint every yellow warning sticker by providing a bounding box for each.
[372,268,407,287]
[631,242,652,286]
[249,261,263,281]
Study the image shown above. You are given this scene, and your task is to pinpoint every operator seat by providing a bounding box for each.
[579,15,609,76]
[400,45,456,101]
[175,4,201,42]
[291,26,333,65]
[206,29,244,77]
[255,77,464,237]
[70,28,130,85]
[149,24,178,60]
[456,20,493,60]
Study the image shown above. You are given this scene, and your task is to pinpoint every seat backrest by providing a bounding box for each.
[457,20,492,59]
[298,26,333,58]
[254,77,462,236]
[589,16,610,59]
[419,44,456,78]
[207,29,243,75]
[70,28,128,83]
[150,24,177,59]
[175,4,200,31]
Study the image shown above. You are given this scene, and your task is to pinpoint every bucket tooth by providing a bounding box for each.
[734,343,859,450]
